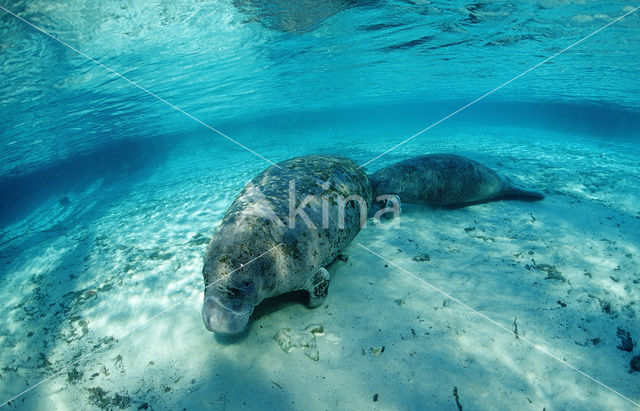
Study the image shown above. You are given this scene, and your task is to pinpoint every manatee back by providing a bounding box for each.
[369,154,505,206]
[203,155,372,293]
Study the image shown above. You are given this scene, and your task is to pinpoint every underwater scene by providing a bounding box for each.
[1,0,639,409]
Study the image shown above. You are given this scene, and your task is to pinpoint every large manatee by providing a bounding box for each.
[202,155,371,335]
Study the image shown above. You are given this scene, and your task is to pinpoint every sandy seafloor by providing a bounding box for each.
[0,121,639,410]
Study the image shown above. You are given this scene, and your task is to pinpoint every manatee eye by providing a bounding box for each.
[227,281,253,297]
[227,287,243,298]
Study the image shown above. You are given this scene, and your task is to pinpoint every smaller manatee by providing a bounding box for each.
[368,154,543,208]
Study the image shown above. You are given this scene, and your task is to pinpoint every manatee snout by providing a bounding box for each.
[202,295,253,335]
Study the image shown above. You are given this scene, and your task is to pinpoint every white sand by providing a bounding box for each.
[0,124,638,410]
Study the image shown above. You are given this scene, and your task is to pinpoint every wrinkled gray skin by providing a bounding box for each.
[202,156,371,335]
[369,154,544,208]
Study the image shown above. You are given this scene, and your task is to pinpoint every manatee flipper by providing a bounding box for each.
[445,184,545,209]
[369,194,402,219]
[498,183,545,202]
[304,267,330,308]
[383,194,402,212]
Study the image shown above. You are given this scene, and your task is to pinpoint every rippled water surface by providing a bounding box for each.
[0,1,639,409]
[1,0,639,175]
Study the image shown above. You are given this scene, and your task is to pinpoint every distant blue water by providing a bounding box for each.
[1,1,639,409]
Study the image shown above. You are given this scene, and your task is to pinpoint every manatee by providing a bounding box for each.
[202,155,371,335]
[368,154,543,208]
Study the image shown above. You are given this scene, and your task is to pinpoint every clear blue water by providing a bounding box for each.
[1,1,639,409]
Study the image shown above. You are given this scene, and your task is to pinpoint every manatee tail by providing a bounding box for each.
[499,184,545,202]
